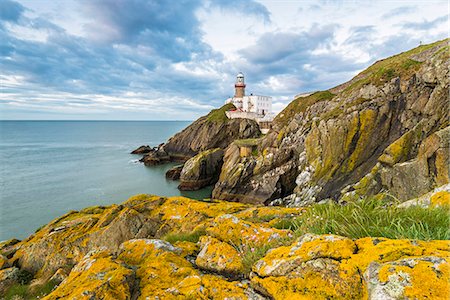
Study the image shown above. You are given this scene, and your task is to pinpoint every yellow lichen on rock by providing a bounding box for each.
[234,206,305,223]
[196,236,244,274]
[43,250,134,300]
[430,190,450,207]
[206,214,291,248]
[366,257,450,299]
[174,241,199,257]
[253,234,356,277]
[156,196,249,235]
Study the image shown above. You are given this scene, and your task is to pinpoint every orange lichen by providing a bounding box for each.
[206,214,291,248]
[43,251,134,300]
[430,190,450,207]
[376,257,450,299]
[195,236,244,274]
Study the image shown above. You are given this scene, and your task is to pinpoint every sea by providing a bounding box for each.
[0,121,213,241]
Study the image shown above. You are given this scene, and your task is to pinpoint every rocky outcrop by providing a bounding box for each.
[130,145,152,154]
[213,39,449,205]
[137,103,261,166]
[178,148,224,190]
[251,234,450,299]
[1,194,448,299]
[165,164,183,180]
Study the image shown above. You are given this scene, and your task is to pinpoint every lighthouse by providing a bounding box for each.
[234,72,246,98]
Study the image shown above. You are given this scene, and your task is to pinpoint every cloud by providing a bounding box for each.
[208,0,271,24]
[401,15,448,31]
[381,6,417,18]
[1,0,448,120]
[0,0,24,22]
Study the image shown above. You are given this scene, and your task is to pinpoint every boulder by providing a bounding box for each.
[43,250,136,300]
[196,236,244,275]
[178,148,224,191]
[130,145,152,154]
[165,164,183,180]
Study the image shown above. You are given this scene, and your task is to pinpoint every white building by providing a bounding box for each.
[225,72,274,133]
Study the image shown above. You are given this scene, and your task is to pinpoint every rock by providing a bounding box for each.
[4,193,450,299]
[138,104,261,167]
[253,234,356,277]
[205,214,292,248]
[398,183,450,208]
[212,40,449,205]
[140,146,171,166]
[49,268,67,284]
[43,250,136,300]
[0,267,20,294]
[196,236,244,275]
[0,254,10,271]
[130,145,152,154]
[251,234,450,299]
[165,164,183,180]
[118,237,252,299]
[0,238,20,259]
[178,148,224,190]
[365,256,450,300]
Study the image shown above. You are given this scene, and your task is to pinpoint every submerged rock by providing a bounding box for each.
[178,148,224,190]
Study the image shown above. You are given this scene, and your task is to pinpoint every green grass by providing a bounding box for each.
[4,280,59,300]
[206,103,235,123]
[164,228,207,244]
[292,198,450,240]
[342,40,449,93]
[234,237,295,275]
[274,91,335,127]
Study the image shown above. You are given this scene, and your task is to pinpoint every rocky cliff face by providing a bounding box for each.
[1,193,449,299]
[213,39,449,205]
[138,103,261,165]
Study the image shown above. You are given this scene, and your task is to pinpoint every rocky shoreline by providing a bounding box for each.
[2,40,448,299]
[1,193,449,299]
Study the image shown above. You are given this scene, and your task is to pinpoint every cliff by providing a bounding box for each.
[1,193,449,299]
[213,39,449,205]
[137,103,261,165]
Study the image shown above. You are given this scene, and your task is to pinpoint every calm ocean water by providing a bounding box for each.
[0,121,213,241]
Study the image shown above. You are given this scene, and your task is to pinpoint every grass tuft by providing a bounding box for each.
[292,198,450,240]
[164,229,207,244]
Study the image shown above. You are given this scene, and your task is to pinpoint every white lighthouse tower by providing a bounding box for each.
[225,72,274,133]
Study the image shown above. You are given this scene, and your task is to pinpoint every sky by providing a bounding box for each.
[0,0,448,120]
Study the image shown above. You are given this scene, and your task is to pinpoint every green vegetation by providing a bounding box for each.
[4,280,59,300]
[274,91,335,127]
[291,198,450,240]
[234,137,261,147]
[164,228,207,244]
[344,39,448,93]
[235,238,294,275]
[206,103,235,123]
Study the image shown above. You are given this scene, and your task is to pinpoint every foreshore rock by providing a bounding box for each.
[0,194,448,299]
[178,148,224,190]
[165,164,183,180]
[130,145,152,154]
[212,39,449,205]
